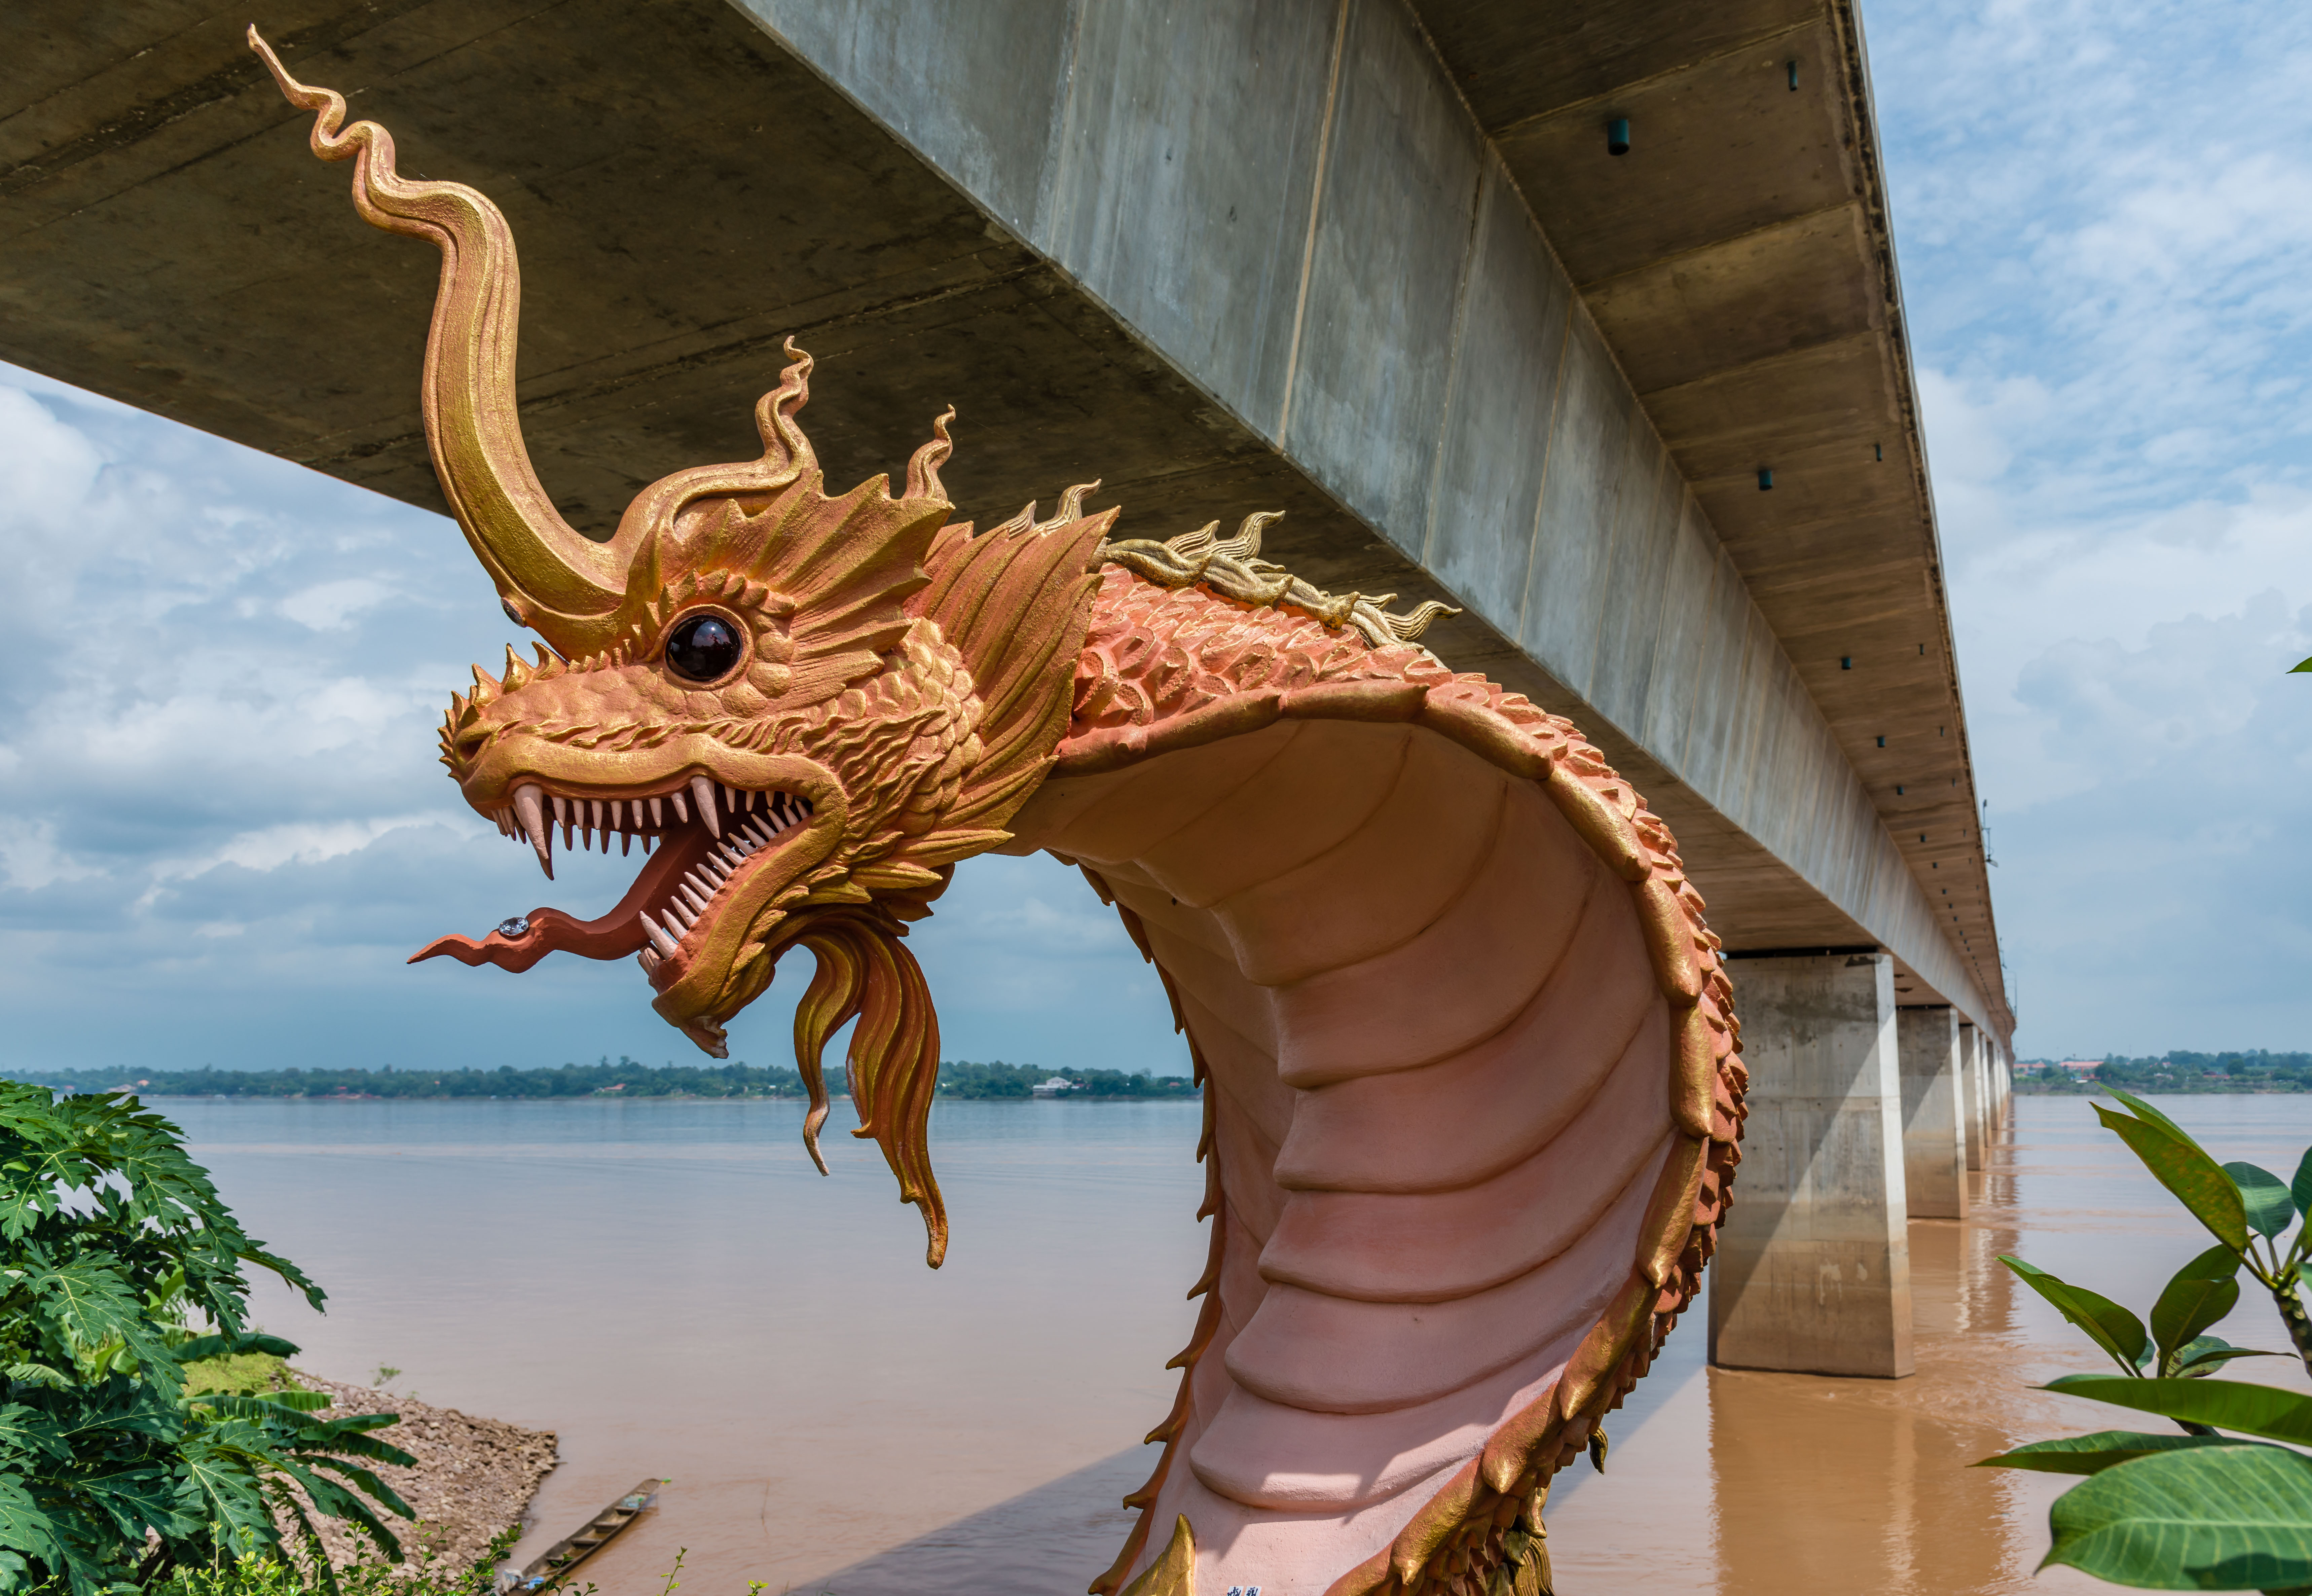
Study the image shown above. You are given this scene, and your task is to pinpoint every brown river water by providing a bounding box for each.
[169,1092,2312,1595]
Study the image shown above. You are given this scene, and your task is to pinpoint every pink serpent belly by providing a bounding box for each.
[999,570,1748,1596]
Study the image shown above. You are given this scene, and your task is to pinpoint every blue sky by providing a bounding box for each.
[2,0,2307,1073]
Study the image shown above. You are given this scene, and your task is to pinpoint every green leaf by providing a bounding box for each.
[2156,1248,2247,1370]
[2045,1443,2312,1589]
[2290,1147,2312,1220]
[77,1460,201,1542]
[1980,1430,2266,1477]
[2230,1163,2297,1241]
[2112,1088,2196,1140]
[2176,1342,2291,1377]
[171,1332,298,1365]
[2048,1376,2312,1444]
[2003,1256,2150,1371]
[0,1472,59,1563]
[0,1407,68,1465]
[2098,1099,2250,1252]
[2293,656,2312,674]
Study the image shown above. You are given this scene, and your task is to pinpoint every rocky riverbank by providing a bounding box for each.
[283,1375,557,1576]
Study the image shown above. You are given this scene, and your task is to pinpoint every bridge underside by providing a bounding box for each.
[0,0,2008,1036]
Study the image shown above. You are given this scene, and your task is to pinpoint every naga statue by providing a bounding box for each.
[251,31,1747,1596]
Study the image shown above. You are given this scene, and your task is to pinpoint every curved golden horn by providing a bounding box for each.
[250,29,629,648]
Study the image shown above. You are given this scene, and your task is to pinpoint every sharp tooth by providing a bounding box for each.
[747,818,775,845]
[621,832,633,857]
[552,794,568,827]
[643,834,656,854]
[591,800,604,835]
[672,790,690,824]
[743,789,759,811]
[641,912,680,957]
[513,784,554,880]
[650,797,664,828]
[666,899,696,930]
[638,948,660,974]
[689,775,721,836]
[677,884,708,916]
[683,869,710,895]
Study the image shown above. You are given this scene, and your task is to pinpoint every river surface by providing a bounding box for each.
[164,1093,2312,1595]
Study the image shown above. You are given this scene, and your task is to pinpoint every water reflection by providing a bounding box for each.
[169,1093,2312,1593]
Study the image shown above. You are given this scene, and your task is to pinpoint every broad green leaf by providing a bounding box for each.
[2097,1102,2249,1252]
[77,1460,200,1542]
[2003,1256,2150,1370]
[0,1407,67,1465]
[301,1453,414,1515]
[2156,1249,2246,1368]
[171,1437,276,1555]
[2045,1443,2312,1589]
[171,1332,298,1365]
[2048,1376,2312,1444]
[1979,1430,2265,1476]
[2113,1089,2198,1141]
[2176,1342,2291,1377]
[189,1391,331,1420]
[22,1261,142,1354]
[2291,1147,2312,1220]
[2229,1163,2297,1240]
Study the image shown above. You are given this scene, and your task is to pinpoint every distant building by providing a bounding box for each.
[1029,1077,1075,1098]
[2057,1060,2102,1074]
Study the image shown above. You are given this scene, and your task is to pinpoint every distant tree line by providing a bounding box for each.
[18,1057,1198,1101]
[934,1061,1198,1099]
[2019,1051,2312,1094]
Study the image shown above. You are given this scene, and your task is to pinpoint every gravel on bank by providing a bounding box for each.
[281,1374,558,1577]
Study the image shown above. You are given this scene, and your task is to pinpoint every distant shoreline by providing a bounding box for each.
[17,1059,1199,1103]
[80,1090,1200,1103]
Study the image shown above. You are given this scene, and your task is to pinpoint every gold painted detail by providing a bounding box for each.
[1099,514,1458,650]
[1118,1516,1196,1596]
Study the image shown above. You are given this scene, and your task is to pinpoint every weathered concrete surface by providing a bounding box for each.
[1960,1023,1988,1173]
[1896,1006,1966,1220]
[1711,953,1914,1378]
[0,0,2009,1038]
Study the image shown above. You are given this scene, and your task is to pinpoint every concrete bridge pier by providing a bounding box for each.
[1960,1022,1989,1172]
[1710,952,1915,1379]
[1896,1006,1968,1220]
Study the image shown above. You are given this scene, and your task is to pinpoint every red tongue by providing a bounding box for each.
[409,827,715,973]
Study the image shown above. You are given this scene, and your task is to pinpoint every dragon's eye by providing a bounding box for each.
[665,613,743,682]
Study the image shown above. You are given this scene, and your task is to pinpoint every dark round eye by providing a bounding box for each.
[665,613,743,682]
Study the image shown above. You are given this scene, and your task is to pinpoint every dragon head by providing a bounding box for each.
[254,32,1110,1264]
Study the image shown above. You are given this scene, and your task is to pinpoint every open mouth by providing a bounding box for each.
[412,773,813,985]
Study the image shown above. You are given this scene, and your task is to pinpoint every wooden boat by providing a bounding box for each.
[503,1478,663,1592]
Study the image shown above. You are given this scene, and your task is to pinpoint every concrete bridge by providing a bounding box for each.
[3,0,2011,1374]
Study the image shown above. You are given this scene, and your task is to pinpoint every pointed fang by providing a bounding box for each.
[691,775,721,837]
[513,784,553,880]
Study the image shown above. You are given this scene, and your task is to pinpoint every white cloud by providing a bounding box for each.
[282,578,398,631]
[0,823,99,893]
[1870,0,2312,1052]
[155,815,460,880]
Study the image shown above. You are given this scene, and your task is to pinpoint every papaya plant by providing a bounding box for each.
[1981,1090,2312,1591]
[0,1082,413,1592]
